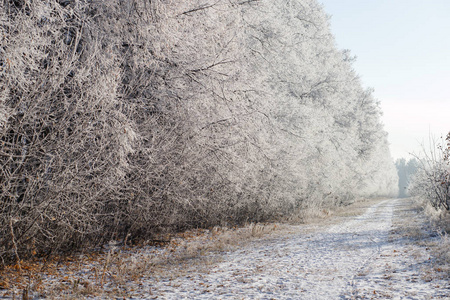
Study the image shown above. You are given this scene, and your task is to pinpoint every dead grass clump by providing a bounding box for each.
[431,212,449,269]
[287,207,332,224]
[288,198,389,226]
[400,198,450,279]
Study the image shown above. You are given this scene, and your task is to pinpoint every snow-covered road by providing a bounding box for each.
[140,199,449,299]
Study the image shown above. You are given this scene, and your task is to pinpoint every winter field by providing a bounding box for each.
[1,198,448,299]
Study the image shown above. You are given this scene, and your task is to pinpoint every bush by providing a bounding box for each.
[410,133,450,211]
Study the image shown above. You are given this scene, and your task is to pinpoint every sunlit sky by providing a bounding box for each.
[320,0,450,160]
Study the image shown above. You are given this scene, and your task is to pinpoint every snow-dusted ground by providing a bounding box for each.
[2,198,448,299]
[133,199,449,299]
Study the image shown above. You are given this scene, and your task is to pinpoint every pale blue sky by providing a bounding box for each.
[320,0,450,159]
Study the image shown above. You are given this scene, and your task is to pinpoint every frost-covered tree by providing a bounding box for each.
[238,0,398,204]
[0,0,398,263]
[395,158,419,197]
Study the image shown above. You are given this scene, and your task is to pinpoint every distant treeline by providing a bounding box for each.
[395,158,418,198]
[0,0,397,264]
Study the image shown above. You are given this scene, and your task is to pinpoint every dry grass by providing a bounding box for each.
[0,223,282,299]
[422,204,450,274]
[289,198,390,228]
[331,198,389,218]
[390,198,450,281]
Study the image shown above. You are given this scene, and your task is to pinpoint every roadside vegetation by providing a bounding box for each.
[408,133,450,275]
[410,133,450,212]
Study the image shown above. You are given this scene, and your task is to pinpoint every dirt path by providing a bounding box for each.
[139,199,448,299]
[2,198,448,299]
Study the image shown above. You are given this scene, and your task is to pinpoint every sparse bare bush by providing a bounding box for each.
[410,133,450,212]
